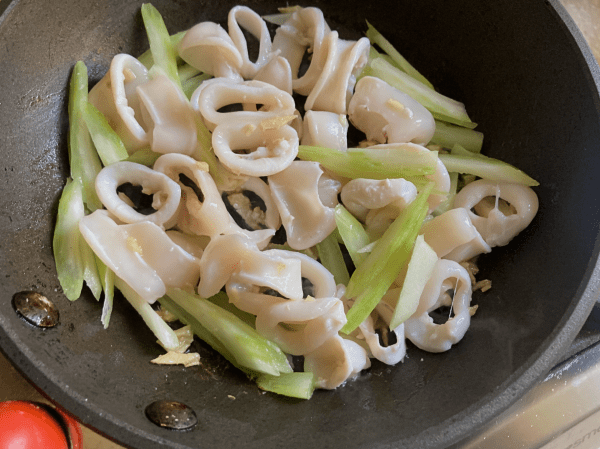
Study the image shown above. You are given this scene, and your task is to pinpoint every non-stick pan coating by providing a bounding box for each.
[0,0,599,448]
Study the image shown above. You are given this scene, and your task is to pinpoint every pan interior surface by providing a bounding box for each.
[0,0,599,448]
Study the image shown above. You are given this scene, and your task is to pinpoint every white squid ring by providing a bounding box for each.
[404,259,472,353]
[95,161,181,228]
[453,179,539,247]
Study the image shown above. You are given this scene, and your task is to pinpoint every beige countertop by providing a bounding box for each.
[1,2,599,448]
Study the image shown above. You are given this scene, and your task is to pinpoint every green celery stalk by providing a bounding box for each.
[334,204,370,267]
[389,235,438,329]
[431,120,484,153]
[316,231,350,286]
[141,3,183,91]
[367,57,476,129]
[52,178,85,301]
[256,372,315,400]
[97,258,115,329]
[439,151,539,186]
[432,171,459,216]
[114,277,180,351]
[365,21,434,89]
[165,288,292,376]
[207,291,256,328]
[297,145,437,180]
[81,239,103,300]
[158,294,239,366]
[182,72,211,100]
[126,148,161,167]
[68,61,103,211]
[261,10,297,26]
[138,31,187,69]
[82,102,129,166]
[342,183,433,334]
[178,63,202,84]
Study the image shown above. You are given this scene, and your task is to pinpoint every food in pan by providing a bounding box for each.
[53,3,539,399]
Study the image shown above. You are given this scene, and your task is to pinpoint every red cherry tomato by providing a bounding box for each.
[0,400,81,449]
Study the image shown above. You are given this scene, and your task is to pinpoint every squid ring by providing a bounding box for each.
[453,179,539,247]
[95,161,181,228]
[404,259,472,353]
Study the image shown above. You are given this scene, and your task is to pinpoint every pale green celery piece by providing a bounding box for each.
[439,151,539,187]
[138,31,187,69]
[158,294,239,367]
[83,103,129,166]
[389,235,438,329]
[178,63,202,84]
[182,72,211,100]
[450,143,474,156]
[342,183,433,334]
[316,231,350,286]
[297,145,437,180]
[431,120,484,153]
[256,372,315,400]
[166,288,292,376]
[97,259,115,329]
[368,57,476,129]
[366,21,434,89]
[334,204,370,267]
[68,61,103,211]
[81,239,102,300]
[141,4,183,91]
[207,291,256,328]
[126,148,161,167]
[432,171,459,216]
[53,178,85,301]
[114,277,180,351]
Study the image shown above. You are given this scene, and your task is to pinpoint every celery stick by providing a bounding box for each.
[158,294,239,367]
[334,204,370,267]
[431,120,484,153]
[114,277,180,350]
[81,239,103,300]
[53,178,85,301]
[141,3,182,91]
[297,145,437,180]
[96,258,115,329]
[342,183,433,334]
[178,63,202,84]
[166,288,292,376]
[439,152,539,186]
[182,72,211,100]
[316,231,350,286]
[368,57,476,129]
[82,102,129,166]
[207,291,256,328]
[125,148,161,167]
[366,21,434,89]
[389,235,438,329]
[450,143,472,156]
[432,172,459,216]
[257,372,315,400]
[138,31,187,69]
[68,61,102,211]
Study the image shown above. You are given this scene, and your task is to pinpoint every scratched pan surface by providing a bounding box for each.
[0,0,600,448]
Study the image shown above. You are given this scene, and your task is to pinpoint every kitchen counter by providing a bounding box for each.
[1,1,599,448]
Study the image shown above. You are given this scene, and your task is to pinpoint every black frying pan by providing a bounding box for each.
[1,0,599,448]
